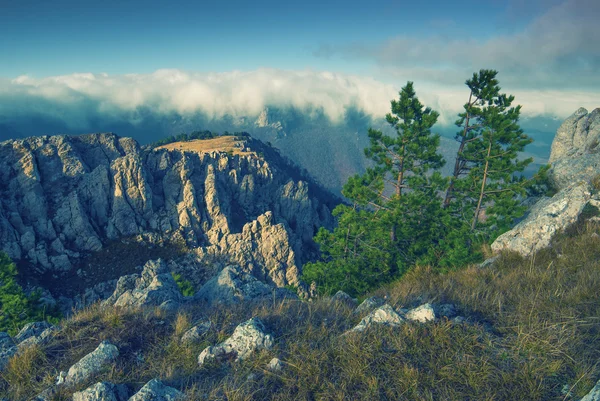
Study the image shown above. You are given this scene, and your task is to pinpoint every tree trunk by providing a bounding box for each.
[472,138,493,230]
[444,91,473,208]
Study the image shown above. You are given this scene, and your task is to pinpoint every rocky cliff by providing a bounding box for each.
[0,133,336,296]
[493,107,600,256]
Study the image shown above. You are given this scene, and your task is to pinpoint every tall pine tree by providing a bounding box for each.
[445,70,532,235]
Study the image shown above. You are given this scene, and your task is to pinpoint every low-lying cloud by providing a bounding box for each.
[0,67,597,135]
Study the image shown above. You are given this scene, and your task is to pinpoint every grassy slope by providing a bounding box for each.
[2,222,600,400]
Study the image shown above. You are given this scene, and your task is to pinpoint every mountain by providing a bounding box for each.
[0,105,554,195]
[0,133,337,304]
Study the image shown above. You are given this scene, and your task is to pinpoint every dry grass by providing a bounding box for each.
[155,136,255,156]
[2,223,600,400]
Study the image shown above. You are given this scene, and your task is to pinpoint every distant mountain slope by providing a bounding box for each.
[0,106,554,194]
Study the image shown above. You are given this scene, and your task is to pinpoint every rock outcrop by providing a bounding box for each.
[0,133,335,295]
[195,264,296,306]
[198,317,274,366]
[104,259,183,308]
[492,108,600,256]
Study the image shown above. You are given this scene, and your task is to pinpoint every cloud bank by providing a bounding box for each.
[0,67,597,134]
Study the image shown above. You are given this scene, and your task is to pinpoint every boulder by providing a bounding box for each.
[72,382,128,401]
[330,291,358,308]
[492,183,592,256]
[198,317,274,366]
[181,321,212,344]
[354,296,386,315]
[349,304,404,333]
[128,379,185,401]
[195,265,296,305]
[64,340,119,386]
[104,259,183,308]
[404,303,436,323]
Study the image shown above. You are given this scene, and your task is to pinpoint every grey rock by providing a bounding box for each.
[404,303,436,323]
[196,265,296,305]
[354,296,386,315]
[349,304,405,333]
[267,357,284,372]
[104,259,183,308]
[128,379,185,401]
[580,378,600,401]
[549,107,600,164]
[0,332,17,371]
[330,290,358,308]
[14,321,57,348]
[64,340,119,386]
[181,321,212,344]
[73,382,129,401]
[198,317,274,366]
[492,183,592,256]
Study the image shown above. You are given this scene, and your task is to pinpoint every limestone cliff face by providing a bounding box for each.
[492,107,600,256]
[0,133,335,288]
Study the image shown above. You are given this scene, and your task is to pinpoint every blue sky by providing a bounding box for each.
[0,0,568,77]
[0,0,598,128]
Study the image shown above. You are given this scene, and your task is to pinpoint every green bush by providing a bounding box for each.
[0,253,60,335]
[171,272,195,297]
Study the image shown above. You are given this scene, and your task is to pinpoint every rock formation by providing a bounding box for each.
[0,133,335,298]
[493,108,600,256]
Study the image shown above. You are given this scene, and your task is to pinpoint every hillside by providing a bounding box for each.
[1,222,599,400]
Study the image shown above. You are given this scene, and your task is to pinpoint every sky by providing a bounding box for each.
[0,0,598,129]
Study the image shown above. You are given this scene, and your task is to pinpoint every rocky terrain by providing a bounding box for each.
[1,109,600,400]
[0,133,337,307]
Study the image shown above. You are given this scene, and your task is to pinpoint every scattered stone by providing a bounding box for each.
[267,357,283,372]
[581,378,600,401]
[72,382,129,401]
[198,317,274,366]
[128,378,185,401]
[181,321,212,344]
[405,303,436,323]
[354,296,386,315]
[330,291,358,308]
[349,304,404,333]
[64,340,119,386]
[196,265,296,305]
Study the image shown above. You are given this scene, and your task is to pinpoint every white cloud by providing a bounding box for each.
[0,68,597,132]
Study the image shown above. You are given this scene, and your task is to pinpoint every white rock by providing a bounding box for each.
[404,303,436,323]
[198,317,274,366]
[65,340,119,386]
[128,379,185,401]
[349,304,404,333]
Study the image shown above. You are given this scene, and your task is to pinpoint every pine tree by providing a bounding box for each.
[445,70,532,235]
[303,82,447,295]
